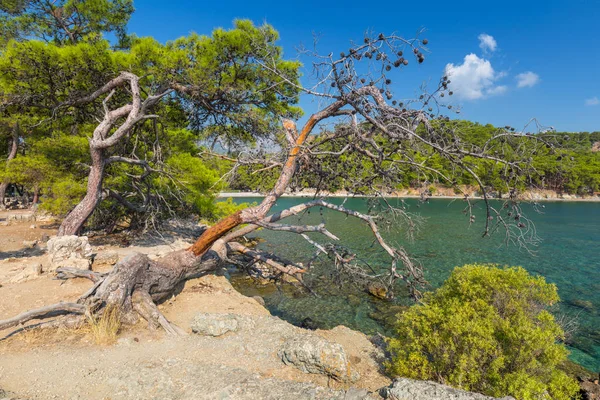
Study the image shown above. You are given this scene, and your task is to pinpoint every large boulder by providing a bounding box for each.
[279,335,359,382]
[46,235,93,272]
[381,378,515,400]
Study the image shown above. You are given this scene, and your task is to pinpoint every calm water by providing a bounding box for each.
[228,197,600,371]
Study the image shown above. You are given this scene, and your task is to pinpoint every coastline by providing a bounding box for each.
[218,191,600,202]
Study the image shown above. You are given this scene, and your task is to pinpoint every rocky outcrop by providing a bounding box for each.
[191,313,244,336]
[381,378,515,400]
[97,359,372,400]
[46,235,92,271]
[279,335,360,382]
[580,375,600,400]
[92,251,119,268]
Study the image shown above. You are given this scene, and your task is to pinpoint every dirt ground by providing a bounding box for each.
[0,215,390,399]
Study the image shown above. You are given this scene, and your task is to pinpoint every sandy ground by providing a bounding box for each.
[0,216,390,399]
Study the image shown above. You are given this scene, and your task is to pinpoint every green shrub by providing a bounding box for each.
[386,264,580,400]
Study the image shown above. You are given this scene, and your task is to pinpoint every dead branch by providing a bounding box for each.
[0,303,86,331]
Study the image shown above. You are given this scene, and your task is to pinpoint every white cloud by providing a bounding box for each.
[444,54,506,100]
[516,72,540,88]
[487,85,508,96]
[585,96,599,106]
[478,34,497,52]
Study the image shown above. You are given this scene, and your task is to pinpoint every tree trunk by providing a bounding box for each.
[58,147,105,236]
[0,123,19,209]
[32,185,39,205]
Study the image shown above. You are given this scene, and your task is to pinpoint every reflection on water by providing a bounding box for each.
[227,197,600,371]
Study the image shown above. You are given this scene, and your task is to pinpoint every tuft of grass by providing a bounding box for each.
[86,305,121,345]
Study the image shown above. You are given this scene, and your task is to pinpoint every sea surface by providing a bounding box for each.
[227,197,600,371]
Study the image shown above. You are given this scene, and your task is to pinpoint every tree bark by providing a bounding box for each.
[32,185,39,205]
[57,147,105,236]
[0,122,19,208]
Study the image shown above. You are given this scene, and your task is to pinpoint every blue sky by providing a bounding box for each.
[128,0,600,132]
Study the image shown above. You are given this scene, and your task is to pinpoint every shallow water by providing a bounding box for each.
[228,197,600,371]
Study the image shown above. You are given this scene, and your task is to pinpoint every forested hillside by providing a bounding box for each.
[231,120,600,196]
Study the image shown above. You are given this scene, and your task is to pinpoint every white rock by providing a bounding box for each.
[279,335,359,382]
[191,313,240,337]
[46,235,93,272]
[21,240,38,249]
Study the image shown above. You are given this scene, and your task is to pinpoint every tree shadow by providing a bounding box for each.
[369,333,393,377]
[0,246,46,261]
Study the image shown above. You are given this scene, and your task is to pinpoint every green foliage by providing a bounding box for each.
[0,0,134,46]
[39,175,87,215]
[208,197,252,222]
[386,264,580,400]
[231,120,600,197]
[0,18,302,231]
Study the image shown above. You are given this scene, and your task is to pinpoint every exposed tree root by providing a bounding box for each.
[1,245,226,337]
[0,303,86,331]
[132,290,186,336]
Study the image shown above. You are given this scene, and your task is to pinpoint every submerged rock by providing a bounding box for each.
[366,283,388,300]
[299,317,318,330]
[279,335,359,382]
[381,378,515,400]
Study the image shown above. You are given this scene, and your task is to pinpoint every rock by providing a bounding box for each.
[366,283,387,300]
[8,262,43,283]
[343,387,372,399]
[29,224,36,229]
[347,295,361,307]
[279,335,359,382]
[93,251,119,267]
[380,378,515,400]
[251,295,266,306]
[21,240,37,249]
[580,379,600,400]
[46,235,93,272]
[191,313,240,336]
[569,299,595,312]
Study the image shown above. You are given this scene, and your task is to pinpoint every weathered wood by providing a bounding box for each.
[0,302,86,331]
[132,290,186,335]
[189,211,243,256]
[57,147,105,236]
[56,267,106,283]
[227,242,306,277]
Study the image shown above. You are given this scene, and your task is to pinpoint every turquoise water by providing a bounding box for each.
[229,197,600,371]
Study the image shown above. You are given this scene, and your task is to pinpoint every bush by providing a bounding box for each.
[386,264,580,400]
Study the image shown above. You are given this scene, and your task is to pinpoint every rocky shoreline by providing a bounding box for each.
[1,217,599,399]
[219,188,600,202]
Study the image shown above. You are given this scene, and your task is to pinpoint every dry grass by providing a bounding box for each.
[86,305,121,345]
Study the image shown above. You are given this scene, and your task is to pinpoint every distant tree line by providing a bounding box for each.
[230,120,600,197]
